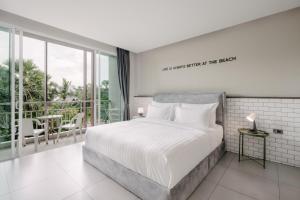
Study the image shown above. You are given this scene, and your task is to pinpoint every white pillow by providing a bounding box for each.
[152,101,178,107]
[181,103,219,126]
[174,106,211,129]
[151,101,179,120]
[146,104,172,120]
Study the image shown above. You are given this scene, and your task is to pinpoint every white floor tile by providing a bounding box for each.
[217,152,234,168]
[3,155,66,191]
[278,164,300,188]
[0,193,12,200]
[188,179,217,200]
[85,178,139,200]
[2,143,299,200]
[0,175,10,196]
[63,190,93,200]
[0,136,84,163]
[10,172,81,200]
[279,182,300,200]
[205,165,226,183]
[65,162,107,188]
[0,165,10,196]
[51,144,84,171]
[219,168,279,200]
[229,155,278,182]
[210,185,256,200]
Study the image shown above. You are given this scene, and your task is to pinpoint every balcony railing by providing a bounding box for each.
[0,100,121,145]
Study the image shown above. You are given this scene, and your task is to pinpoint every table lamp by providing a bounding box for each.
[137,107,144,117]
[246,113,257,132]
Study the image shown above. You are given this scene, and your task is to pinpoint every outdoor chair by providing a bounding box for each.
[57,112,84,142]
[19,118,45,152]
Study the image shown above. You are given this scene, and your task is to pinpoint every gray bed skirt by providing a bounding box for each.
[82,141,225,200]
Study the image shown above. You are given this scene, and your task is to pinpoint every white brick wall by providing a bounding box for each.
[133,96,300,167]
[225,98,300,167]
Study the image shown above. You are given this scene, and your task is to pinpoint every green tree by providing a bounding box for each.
[100,80,111,122]
[101,80,109,89]
[70,86,83,100]
[17,60,44,102]
[0,59,61,141]
[47,80,59,101]
[0,64,10,104]
[14,60,60,113]
[59,78,71,100]
[10,59,60,103]
[0,64,10,140]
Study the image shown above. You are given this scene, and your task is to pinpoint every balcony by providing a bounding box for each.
[0,30,123,161]
[0,99,121,161]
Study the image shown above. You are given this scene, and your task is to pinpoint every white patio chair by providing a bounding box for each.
[19,118,45,152]
[57,113,84,142]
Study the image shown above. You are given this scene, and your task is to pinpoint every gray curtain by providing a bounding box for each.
[116,48,130,120]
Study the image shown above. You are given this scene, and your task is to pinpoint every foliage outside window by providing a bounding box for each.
[0,59,112,143]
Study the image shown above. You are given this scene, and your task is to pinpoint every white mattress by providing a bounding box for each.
[84,118,223,189]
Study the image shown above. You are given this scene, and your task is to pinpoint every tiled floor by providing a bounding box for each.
[0,135,85,162]
[0,143,299,200]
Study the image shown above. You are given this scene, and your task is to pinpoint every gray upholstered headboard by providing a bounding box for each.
[153,92,226,128]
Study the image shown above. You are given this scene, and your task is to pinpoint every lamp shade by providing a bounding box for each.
[137,107,144,114]
[246,113,256,122]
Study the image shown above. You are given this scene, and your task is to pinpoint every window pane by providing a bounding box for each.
[0,28,10,104]
[47,43,84,121]
[86,51,93,126]
[0,28,11,161]
[47,43,84,101]
[97,54,122,123]
[22,36,45,118]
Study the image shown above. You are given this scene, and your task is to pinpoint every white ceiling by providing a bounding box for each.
[1,0,300,53]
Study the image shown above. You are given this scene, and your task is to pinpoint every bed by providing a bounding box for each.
[83,92,226,200]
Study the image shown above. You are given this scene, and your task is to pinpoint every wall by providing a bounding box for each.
[0,9,116,54]
[226,98,300,167]
[133,7,300,97]
[132,96,300,167]
[131,8,300,166]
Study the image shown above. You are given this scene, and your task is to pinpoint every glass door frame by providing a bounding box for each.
[94,52,123,124]
[5,26,24,158]
[21,33,96,128]
[1,22,118,159]
[9,28,16,156]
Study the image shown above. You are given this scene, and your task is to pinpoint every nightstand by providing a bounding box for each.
[238,128,269,168]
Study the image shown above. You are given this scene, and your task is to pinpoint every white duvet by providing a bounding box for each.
[84,118,223,189]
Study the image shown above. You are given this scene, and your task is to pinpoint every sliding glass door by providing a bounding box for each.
[47,43,94,127]
[47,42,85,127]
[95,53,123,124]
[21,36,46,119]
[0,27,17,161]
[0,25,122,161]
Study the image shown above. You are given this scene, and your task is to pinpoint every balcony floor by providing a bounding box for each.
[0,134,85,161]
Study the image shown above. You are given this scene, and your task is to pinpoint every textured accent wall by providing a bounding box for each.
[225,98,300,167]
[133,96,300,167]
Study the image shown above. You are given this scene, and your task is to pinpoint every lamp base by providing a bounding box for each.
[250,121,257,133]
[249,129,257,133]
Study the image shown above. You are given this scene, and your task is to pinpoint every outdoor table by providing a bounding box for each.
[37,115,63,144]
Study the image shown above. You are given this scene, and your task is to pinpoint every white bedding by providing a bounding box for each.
[84,118,223,189]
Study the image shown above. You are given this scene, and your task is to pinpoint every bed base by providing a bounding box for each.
[82,141,225,200]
